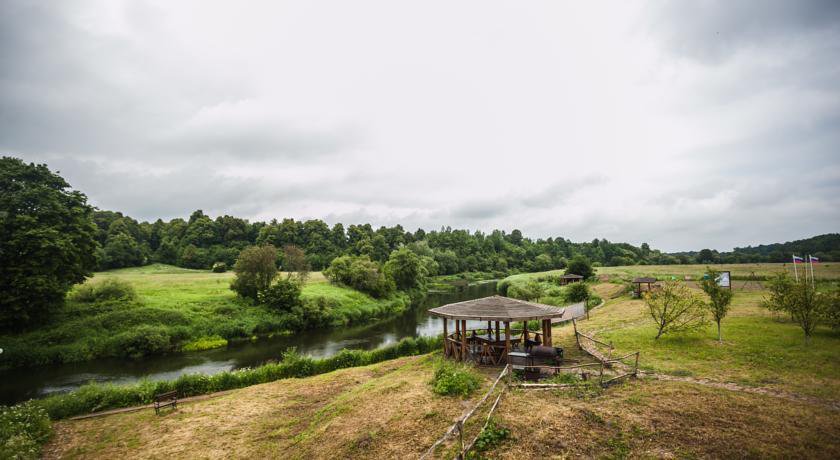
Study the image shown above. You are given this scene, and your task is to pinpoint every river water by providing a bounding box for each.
[0,282,497,405]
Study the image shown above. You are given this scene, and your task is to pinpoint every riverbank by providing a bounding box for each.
[39,284,840,458]
[0,264,409,370]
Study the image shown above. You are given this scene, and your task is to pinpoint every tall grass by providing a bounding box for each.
[32,336,442,420]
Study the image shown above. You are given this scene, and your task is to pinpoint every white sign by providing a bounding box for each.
[717,271,731,288]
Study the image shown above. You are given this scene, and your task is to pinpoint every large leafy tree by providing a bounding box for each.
[0,157,98,330]
[646,281,707,339]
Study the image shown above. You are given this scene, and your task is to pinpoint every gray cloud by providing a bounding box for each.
[1,0,839,251]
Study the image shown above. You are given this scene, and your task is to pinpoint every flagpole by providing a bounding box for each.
[793,254,799,282]
[808,255,815,287]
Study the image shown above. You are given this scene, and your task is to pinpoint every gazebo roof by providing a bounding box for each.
[633,277,657,283]
[428,295,566,321]
[561,274,584,279]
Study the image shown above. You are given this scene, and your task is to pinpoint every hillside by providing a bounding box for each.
[41,281,840,458]
[0,264,408,369]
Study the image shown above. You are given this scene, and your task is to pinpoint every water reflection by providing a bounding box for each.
[0,281,497,405]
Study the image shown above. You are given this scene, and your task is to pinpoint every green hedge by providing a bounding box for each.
[33,335,443,420]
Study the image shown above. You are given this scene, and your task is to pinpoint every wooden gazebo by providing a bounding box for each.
[632,277,657,297]
[428,296,566,366]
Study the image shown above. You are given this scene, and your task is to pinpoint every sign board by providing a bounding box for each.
[716,271,731,289]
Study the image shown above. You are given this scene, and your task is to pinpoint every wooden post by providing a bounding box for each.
[442,318,448,357]
[487,321,492,336]
[573,319,581,349]
[634,352,640,376]
[504,321,511,366]
[461,320,467,362]
[454,320,461,360]
[457,420,465,459]
[494,321,500,342]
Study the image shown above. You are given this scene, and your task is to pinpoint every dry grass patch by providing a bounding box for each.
[43,355,494,460]
[491,379,840,459]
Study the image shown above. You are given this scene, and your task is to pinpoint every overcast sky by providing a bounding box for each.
[2,1,839,251]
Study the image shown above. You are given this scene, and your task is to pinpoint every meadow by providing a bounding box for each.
[0,264,408,369]
[40,288,840,459]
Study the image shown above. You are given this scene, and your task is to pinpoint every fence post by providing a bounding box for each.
[634,352,640,376]
[457,420,465,459]
[599,361,605,386]
[573,319,581,349]
[607,341,613,362]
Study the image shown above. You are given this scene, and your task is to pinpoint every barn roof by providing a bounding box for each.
[428,295,566,321]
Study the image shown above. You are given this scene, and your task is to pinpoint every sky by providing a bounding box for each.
[1,0,839,252]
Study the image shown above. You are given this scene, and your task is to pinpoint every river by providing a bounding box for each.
[0,281,497,405]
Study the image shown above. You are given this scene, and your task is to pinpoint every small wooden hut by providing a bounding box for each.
[559,274,584,285]
[428,295,566,366]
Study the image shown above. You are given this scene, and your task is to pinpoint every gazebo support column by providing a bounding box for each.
[442,318,448,357]
[504,321,511,367]
[494,321,500,342]
[460,320,467,362]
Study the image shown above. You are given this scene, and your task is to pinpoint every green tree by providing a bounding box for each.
[324,255,394,298]
[763,274,828,342]
[645,281,707,339]
[102,232,145,269]
[230,245,278,300]
[0,157,98,330]
[700,268,734,342]
[282,244,310,282]
[259,277,302,313]
[384,247,428,291]
[565,256,594,280]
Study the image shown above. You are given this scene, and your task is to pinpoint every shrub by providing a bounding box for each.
[259,278,303,313]
[565,282,590,303]
[430,359,482,397]
[470,420,511,455]
[0,401,52,460]
[230,245,278,300]
[68,278,137,303]
[181,336,228,352]
[646,281,707,340]
[324,255,395,298]
[108,325,173,359]
[211,262,227,273]
[507,280,544,301]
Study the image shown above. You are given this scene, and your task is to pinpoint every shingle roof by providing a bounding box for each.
[561,274,584,279]
[428,295,566,321]
[632,277,657,283]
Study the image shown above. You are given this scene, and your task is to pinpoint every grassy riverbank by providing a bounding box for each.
[0,264,408,369]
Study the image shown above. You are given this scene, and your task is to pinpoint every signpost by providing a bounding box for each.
[716,271,731,290]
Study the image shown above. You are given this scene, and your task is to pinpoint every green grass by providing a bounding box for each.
[0,264,408,369]
[563,288,840,399]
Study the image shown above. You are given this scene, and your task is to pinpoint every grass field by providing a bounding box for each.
[36,273,840,458]
[0,264,407,369]
[506,262,840,283]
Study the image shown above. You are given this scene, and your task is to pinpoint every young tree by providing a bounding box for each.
[763,274,827,342]
[565,282,592,319]
[0,157,99,330]
[565,256,594,280]
[230,245,278,300]
[646,281,707,339]
[700,268,734,342]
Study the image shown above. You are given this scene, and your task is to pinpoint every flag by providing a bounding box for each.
[809,255,820,264]
[793,255,804,264]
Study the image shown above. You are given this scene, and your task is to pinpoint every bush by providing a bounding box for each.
[430,359,482,397]
[507,280,544,301]
[108,325,173,359]
[470,420,511,455]
[565,256,594,280]
[211,262,227,273]
[259,278,302,313]
[68,278,137,303]
[324,255,395,298]
[565,282,590,303]
[181,336,228,352]
[35,335,443,420]
[0,401,52,460]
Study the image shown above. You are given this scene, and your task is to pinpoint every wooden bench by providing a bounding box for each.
[154,390,178,414]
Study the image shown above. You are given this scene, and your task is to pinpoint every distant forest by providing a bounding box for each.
[90,209,840,273]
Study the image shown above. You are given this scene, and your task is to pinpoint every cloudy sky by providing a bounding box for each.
[2,0,839,251]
